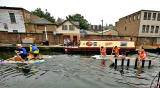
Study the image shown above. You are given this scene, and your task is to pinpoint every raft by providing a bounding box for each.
[91,55,155,67]
[0,59,45,64]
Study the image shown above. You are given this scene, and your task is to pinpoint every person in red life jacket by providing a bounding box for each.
[112,46,120,57]
[138,49,148,60]
[101,46,106,57]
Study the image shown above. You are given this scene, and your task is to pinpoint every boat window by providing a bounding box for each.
[93,42,97,46]
[120,42,127,46]
[157,38,160,44]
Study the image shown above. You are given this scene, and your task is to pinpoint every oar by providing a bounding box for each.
[15,51,23,61]
[100,45,102,58]
[109,46,114,59]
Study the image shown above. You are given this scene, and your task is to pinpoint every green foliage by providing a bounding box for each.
[66,14,89,30]
[31,8,55,24]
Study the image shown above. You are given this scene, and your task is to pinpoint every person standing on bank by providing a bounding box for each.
[15,44,28,61]
[30,44,39,60]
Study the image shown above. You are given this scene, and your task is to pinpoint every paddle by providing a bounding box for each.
[99,45,102,58]
[109,46,114,59]
[15,51,23,61]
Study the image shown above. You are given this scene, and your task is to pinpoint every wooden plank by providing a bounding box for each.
[92,55,152,61]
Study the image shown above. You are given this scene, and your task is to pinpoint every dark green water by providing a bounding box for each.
[0,52,160,88]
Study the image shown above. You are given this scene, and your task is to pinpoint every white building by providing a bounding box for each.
[0,7,26,33]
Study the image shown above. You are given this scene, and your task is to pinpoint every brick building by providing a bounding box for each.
[115,10,160,45]
[0,7,62,45]
[56,20,80,45]
[25,18,57,33]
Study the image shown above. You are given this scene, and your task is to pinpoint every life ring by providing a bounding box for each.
[86,41,93,46]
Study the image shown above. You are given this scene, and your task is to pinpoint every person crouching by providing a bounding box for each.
[29,44,39,60]
[15,44,28,61]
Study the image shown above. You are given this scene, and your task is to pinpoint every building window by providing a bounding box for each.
[146,25,149,33]
[13,30,18,33]
[99,25,102,30]
[93,25,95,29]
[142,25,146,33]
[144,12,147,20]
[125,17,128,23]
[9,13,16,23]
[69,25,75,30]
[95,25,97,30]
[157,13,160,21]
[91,25,93,29]
[125,26,127,31]
[155,26,159,33]
[129,16,131,22]
[133,16,135,21]
[148,12,151,20]
[152,13,157,20]
[157,38,160,44]
[62,25,67,30]
[151,25,154,33]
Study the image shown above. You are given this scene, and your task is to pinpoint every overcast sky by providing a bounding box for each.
[0,0,160,25]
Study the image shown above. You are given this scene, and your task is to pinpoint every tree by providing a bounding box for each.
[66,14,89,30]
[31,8,55,24]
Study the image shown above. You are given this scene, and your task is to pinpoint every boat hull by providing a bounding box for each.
[0,60,45,64]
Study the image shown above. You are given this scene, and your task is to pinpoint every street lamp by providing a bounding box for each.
[101,20,103,37]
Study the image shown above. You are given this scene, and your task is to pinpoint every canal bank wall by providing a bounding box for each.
[0,45,65,53]
[0,45,159,55]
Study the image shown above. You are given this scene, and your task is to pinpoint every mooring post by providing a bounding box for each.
[148,60,151,68]
[121,58,124,67]
[134,58,138,69]
[127,59,130,67]
[65,48,68,54]
[101,60,105,66]
[115,59,117,69]
[157,72,160,88]
[142,60,145,68]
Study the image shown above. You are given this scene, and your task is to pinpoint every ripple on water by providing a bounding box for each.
[0,53,160,88]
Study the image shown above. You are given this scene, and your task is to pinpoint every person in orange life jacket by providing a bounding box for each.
[101,46,106,56]
[112,46,120,57]
[138,49,148,60]
[15,44,28,61]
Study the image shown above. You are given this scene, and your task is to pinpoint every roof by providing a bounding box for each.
[26,18,55,25]
[98,29,118,33]
[71,21,79,26]
[0,6,24,10]
[86,29,118,36]
[57,20,80,29]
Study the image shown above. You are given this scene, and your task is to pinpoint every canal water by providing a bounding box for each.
[0,52,160,88]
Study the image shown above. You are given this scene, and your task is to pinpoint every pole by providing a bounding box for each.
[101,20,103,37]
[45,25,48,41]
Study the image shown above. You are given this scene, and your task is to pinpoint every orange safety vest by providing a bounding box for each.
[101,48,106,55]
[139,51,147,60]
[114,48,120,55]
